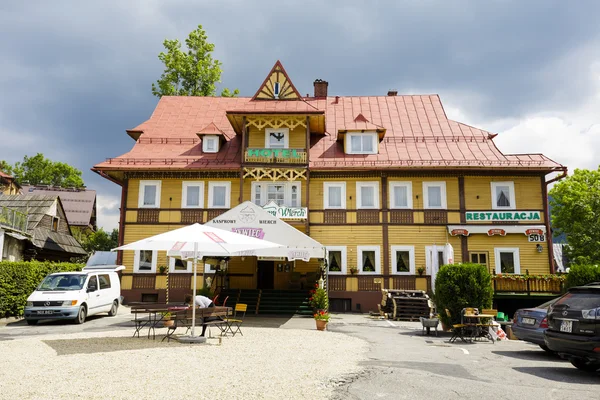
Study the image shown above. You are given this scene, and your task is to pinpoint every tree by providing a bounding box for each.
[151,25,239,98]
[0,160,12,175]
[549,167,600,264]
[80,228,119,255]
[1,153,84,187]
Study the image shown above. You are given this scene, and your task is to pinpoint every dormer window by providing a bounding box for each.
[273,82,280,98]
[265,128,289,149]
[202,135,219,153]
[346,132,377,154]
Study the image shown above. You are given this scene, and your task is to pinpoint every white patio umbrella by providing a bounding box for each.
[114,223,283,339]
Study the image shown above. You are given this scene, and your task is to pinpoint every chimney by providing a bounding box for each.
[314,79,328,98]
[387,89,398,96]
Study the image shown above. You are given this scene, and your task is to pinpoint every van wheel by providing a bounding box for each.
[570,358,600,372]
[74,305,87,324]
[108,300,118,316]
[26,319,38,325]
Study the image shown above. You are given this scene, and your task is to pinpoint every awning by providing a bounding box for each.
[447,225,547,237]
[204,201,325,261]
[4,231,28,240]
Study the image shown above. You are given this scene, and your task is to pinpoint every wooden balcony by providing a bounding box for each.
[132,275,155,289]
[181,209,204,224]
[327,276,346,291]
[0,205,28,234]
[324,210,346,224]
[207,209,227,221]
[357,210,379,224]
[389,210,413,224]
[493,274,565,295]
[244,148,307,164]
[137,209,159,223]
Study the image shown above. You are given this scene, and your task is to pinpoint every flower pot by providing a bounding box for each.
[163,319,174,328]
[315,319,328,331]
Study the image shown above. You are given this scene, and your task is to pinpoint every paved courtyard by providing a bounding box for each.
[0,309,598,399]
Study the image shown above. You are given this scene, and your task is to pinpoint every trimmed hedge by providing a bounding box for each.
[0,261,84,317]
[434,263,494,327]
[565,264,600,289]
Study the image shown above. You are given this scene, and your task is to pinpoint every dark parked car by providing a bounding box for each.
[544,283,600,372]
[512,298,557,352]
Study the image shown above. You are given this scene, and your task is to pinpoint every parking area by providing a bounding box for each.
[1,310,598,399]
[328,314,599,399]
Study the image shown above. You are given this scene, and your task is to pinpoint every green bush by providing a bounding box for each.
[565,264,600,289]
[0,261,84,317]
[434,263,493,327]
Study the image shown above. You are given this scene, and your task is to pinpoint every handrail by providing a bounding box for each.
[0,205,28,233]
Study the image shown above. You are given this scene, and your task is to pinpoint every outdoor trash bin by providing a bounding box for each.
[420,317,439,336]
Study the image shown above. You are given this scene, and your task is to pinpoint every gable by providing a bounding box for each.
[252,60,301,100]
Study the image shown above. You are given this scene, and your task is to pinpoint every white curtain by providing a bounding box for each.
[443,243,454,265]
[396,251,410,272]
[394,186,407,207]
[351,136,362,152]
[430,246,439,292]
[213,186,226,207]
[428,186,441,207]
[143,186,156,206]
[361,186,374,207]
[329,187,341,207]
[328,251,342,271]
[496,186,511,207]
[362,136,374,152]
[362,250,375,271]
[187,186,200,207]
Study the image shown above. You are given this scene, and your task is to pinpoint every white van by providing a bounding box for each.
[24,265,124,325]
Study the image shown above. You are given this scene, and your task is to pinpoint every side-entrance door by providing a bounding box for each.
[257,261,274,290]
[85,274,102,316]
[425,246,445,292]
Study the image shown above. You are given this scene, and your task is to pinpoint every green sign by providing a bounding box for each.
[465,211,541,222]
[263,201,308,220]
[246,148,301,158]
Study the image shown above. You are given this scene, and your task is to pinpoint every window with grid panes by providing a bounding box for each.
[470,252,489,269]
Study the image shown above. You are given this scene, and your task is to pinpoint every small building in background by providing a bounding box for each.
[0,171,21,195]
[0,194,86,262]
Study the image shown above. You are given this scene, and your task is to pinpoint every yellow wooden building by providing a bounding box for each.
[93,61,566,312]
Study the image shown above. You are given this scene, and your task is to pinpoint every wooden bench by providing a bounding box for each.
[164,306,232,342]
[130,303,186,339]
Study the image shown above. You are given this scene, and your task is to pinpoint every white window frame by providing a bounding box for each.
[202,135,219,153]
[423,181,447,209]
[251,181,301,207]
[389,181,413,209]
[208,181,231,208]
[169,257,192,273]
[356,181,380,209]
[491,181,516,210]
[181,181,205,208]
[133,250,157,273]
[357,245,381,275]
[345,132,378,155]
[138,180,161,208]
[390,245,416,275]
[265,128,289,149]
[323,182,346,209]
[494,247,521,274]
[326,246,347,275]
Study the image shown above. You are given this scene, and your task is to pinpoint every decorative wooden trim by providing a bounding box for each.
[382,175,389,278]
[125,171,238,180]
[243,167,307,181]
[137,209,159,223]
[117,178,128,265]
[323,210,347,224]
[180,209,204,224]
[246,115,306,130]
[542,176,554,273]
[389,210,414,224]
[357,210,379,224]
[423,211,448,224]
[458,176,466,224]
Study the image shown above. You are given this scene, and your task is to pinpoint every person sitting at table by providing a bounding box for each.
[184,294,218,337]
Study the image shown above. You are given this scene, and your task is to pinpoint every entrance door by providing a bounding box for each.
[257,261,274,290]
[425,246,445,292]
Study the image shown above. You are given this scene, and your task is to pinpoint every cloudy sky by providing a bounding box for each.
[1,0,599,231]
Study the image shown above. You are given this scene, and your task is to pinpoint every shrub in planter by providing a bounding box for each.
[434,263,493,327]
[565,264,600,289]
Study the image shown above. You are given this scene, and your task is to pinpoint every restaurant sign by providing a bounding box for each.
[263,201,308,220]
[465,211,541,222]
[246,148,302,159]
[450,228,469,236]
[487,229,507,236]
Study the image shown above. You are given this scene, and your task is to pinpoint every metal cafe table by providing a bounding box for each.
[462,313,496,343]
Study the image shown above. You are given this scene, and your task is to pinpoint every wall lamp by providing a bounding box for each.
[536,244,543,253]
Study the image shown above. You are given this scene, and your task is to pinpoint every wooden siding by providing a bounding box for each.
[467,234,550,275]
[247,125,306,150]
[464,176,544,212]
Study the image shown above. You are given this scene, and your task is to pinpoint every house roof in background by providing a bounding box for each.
[20,185,96,227]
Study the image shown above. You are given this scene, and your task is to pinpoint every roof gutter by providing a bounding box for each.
[91,168,123,187]
[543,167,567,274]
[545,167,568,185]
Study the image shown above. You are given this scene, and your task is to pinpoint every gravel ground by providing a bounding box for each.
[0,327,368,400]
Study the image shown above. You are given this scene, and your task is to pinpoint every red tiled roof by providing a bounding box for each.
[0,170,13,179]
[197,122,226,136]
[94,95,565,171]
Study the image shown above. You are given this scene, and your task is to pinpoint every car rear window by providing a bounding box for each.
[554,291,600,310]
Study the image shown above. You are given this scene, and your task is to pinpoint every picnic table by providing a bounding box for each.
[130,303,186,340]
[163,306,232,342]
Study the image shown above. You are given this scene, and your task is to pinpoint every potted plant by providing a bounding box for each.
[349,266,358,275]
[162,311,174,327]
[158,265,167,275]
[314,310,330,331]
[417,266,425,276]
[308,284,329,313]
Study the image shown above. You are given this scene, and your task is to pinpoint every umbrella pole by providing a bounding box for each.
[191,242,198,337]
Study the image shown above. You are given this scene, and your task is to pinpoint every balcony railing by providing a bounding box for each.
[493,274,565,295]
[244,148,307,164]
[0,206,28,233]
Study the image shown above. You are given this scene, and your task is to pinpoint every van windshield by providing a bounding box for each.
[38,274,86,291]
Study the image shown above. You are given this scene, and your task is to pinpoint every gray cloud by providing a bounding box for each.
[1,0,599,228]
